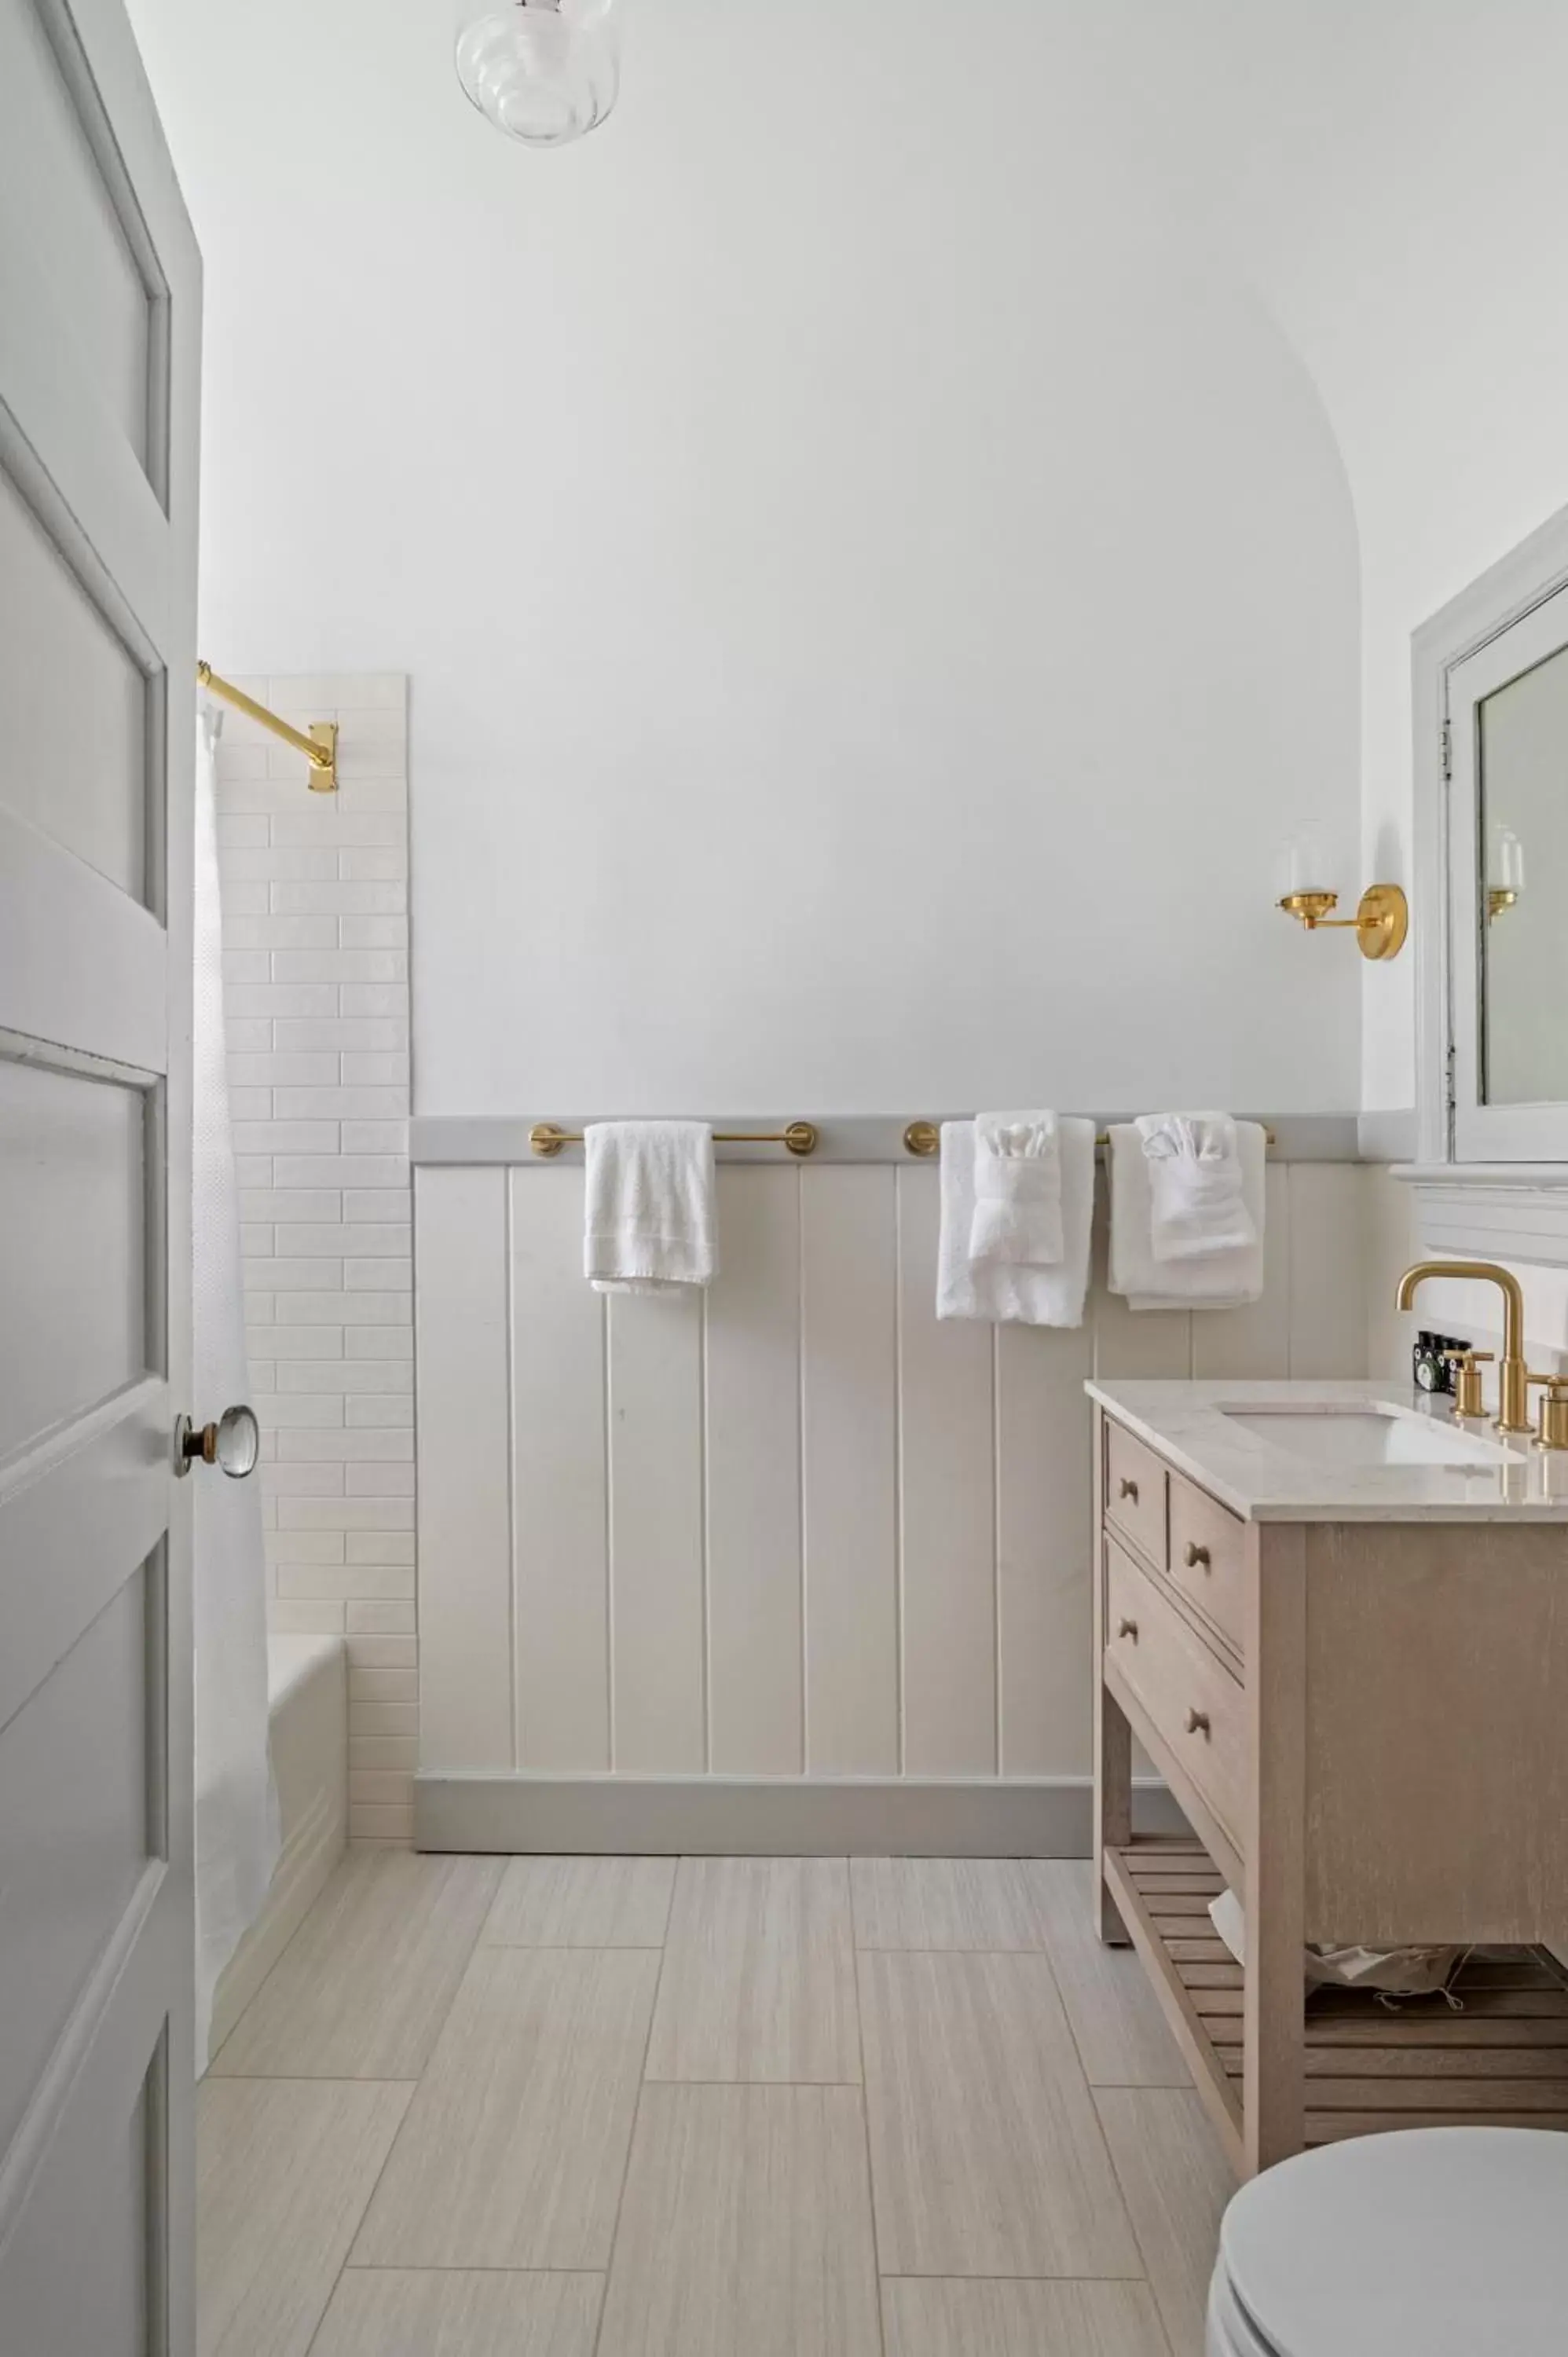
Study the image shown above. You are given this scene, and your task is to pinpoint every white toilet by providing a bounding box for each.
[1207,2127,1568,2355]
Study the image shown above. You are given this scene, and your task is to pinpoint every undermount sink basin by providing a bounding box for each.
[1220,1403,1511,1469]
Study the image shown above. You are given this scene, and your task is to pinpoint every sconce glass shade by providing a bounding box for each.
[454,0,621,148]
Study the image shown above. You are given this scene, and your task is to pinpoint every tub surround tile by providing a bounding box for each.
[351,1945,660,2270]
[196,2077,412,2357]
[859,1948,1142,2279]
[646,1857,859,2084]
[208,1852,501,2080]
[308,2270,603,2356]
[595,2084,881,2357]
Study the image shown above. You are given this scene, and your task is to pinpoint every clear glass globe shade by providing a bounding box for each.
[454,0,621,148]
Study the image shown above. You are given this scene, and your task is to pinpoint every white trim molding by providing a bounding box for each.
[1394,1166,1568,1270]
[412,1772,1189,1857]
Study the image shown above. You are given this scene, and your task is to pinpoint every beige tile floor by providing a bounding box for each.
[199,1853,1235,2357]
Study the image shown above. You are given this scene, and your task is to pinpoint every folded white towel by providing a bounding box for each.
[1108,1120,1266,1309]
[938,1117,1094,1326]
[969,1112,1064,1266]
[1135,1111,1255,1261]
[584,1120,716,1293]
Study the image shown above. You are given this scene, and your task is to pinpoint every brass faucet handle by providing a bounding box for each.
[1443,1349,1493,1420]
[1526,1373,1568,1452]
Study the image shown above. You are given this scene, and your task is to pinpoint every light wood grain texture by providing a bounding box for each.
[881,2276,1171,2357]
[310,2270,603,2357]
[1093,1409,1134,1944]
[414,1166,513,1768]
[1105,1540,1246,1855]
[482,1855,676,1948]
[509,1167,610,1770]
[1101,1422,1167,1570]
[1165,1472,1246,1662]
[196,2078,412,2357]
[606,1286,705,1771]
[859,1949,1142,2278]
[647,1857,859,2082]
[208,1852,502,2079]
[1244,1523,1305,2173]
[1021,1860,1190,2086]
[995,1318,1096,1775]
[1094,2088,1234,2357]
[595,2084,880,2357]
[800,1168,899,1773]
[1286,1163,1370,1378]
[851,1857,1046,1950]
[896,1168,997,1773]
[352,1946,659,2269]
[705,1168,804,1774]
[1190,1160,1291,1379]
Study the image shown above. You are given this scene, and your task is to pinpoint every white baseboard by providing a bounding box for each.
[412,1772,1187,1857]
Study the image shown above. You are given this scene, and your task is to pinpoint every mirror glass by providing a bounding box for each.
[1478,637,1568,1104]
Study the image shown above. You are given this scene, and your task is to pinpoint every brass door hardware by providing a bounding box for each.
[1277,882,1408,961]
[1185,1707,1211,1737]
[1183,1540,1211,1570]
[903,1121,940,1157]
[198,663,338,790]
[1443,1349,1494,1420]
[1527,1375,1568,1451]
[529,1120,819,1158]
[1397,1262,1530,1432]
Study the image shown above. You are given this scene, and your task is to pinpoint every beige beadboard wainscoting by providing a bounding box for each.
[411,1134,1386,1853]
[214,672,415,1846]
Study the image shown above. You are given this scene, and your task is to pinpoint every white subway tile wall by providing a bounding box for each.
[214,673,414,1844]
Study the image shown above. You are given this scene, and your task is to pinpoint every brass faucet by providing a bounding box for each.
[1396,1260,1531,1433]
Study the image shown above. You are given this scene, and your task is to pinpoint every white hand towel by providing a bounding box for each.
[584,1120,716,1293]
[969,1112,1064,1266]
[1108,1120,1266,1310]
[1134,1111,1255,1261]
[938,1117,1094,1326]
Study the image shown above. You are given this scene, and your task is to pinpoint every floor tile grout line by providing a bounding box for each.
[589,1926,672,2357]
[1090,2088,1183,2357]
[852,1938,891,2357]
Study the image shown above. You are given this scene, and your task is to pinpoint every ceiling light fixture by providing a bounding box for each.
[454,0,621,149]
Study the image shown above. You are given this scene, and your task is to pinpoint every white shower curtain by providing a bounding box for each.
[193,708,280,2068]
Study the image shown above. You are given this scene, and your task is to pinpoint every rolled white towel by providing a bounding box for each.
[938,1117,1095,1327]
[969,1112,1064,1266]
[1135,1112,1255,1262]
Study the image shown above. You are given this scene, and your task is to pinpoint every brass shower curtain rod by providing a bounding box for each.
[197,662,338,791]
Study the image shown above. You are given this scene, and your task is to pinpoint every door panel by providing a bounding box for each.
[0,1061,147,1458]
[0,0,199,2347]
[0,465,150,896]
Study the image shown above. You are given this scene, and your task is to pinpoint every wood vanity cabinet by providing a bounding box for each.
[1092,1403,1568,2178]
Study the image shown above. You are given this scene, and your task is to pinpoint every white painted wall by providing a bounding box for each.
[127,0,1361,1118]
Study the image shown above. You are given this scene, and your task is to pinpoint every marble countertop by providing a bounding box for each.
[1085,1378,1568,1523]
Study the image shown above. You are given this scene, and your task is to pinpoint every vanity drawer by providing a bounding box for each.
[1105,1536,1246,1849]
[1103,1420,1167,1567]
[1167,1474,1247,1660]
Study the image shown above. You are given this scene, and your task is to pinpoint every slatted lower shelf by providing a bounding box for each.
[1106,1838,1568,2161]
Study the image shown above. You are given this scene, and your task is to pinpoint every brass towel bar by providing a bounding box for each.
[530,1122,819,1159]
[197,662,339,792]
[901,1120,1277,1158]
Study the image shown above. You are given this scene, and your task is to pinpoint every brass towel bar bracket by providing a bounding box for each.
[197,662,339,792]
[905,1120,1275,1158]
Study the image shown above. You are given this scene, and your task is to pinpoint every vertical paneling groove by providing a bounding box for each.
[508,1168,610,1771]
[995,1315,1097,1777]
[414,1166,511,1769]
[896,1168,998,1775]
[800,1167,899,1776]
[1288,1164,1373,1376]
[505,1169,518,1769]
[606,1287,705,1772]
[705,1168,804,1775]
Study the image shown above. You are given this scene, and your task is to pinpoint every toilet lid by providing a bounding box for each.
[1219,2128,1568,2356]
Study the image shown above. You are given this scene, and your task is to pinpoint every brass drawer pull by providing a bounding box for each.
[1183,1541,1211,1570]
[1185,1707,1211,1737]
[1116,1617,1138,1641]
[1118,1476,1138,1503]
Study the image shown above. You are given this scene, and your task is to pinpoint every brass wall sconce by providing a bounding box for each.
[197,662,339,791]
[1277,882,1408,961]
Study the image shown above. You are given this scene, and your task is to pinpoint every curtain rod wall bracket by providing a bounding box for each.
[197,662,339,791]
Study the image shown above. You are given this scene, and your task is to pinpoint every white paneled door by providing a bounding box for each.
[0,0,201,2348]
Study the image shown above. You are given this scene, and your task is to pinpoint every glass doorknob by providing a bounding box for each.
[175,1405,260,1479]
